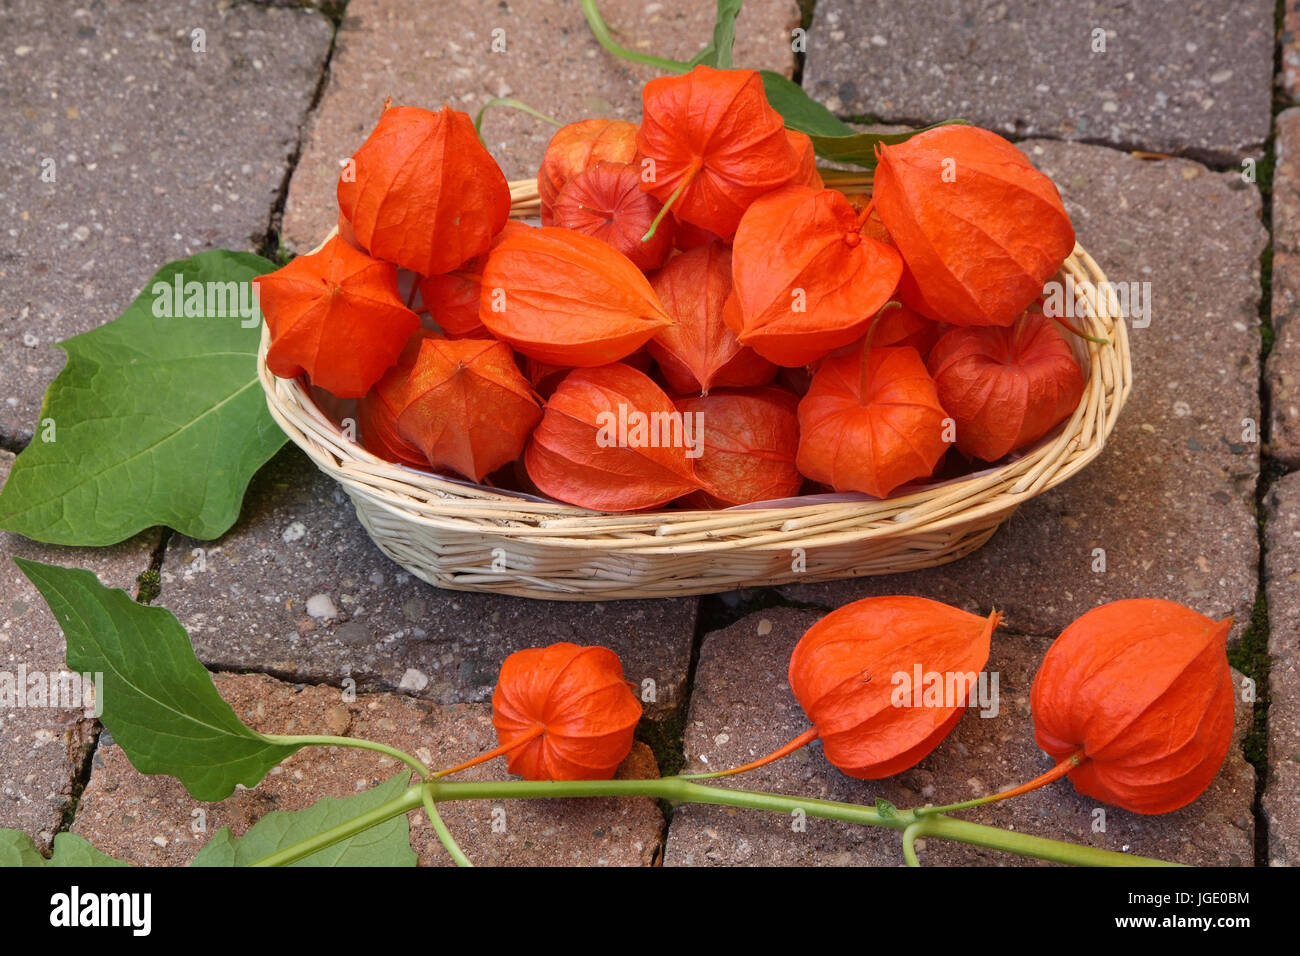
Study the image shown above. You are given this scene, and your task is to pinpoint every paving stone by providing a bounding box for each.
[1283,2,1300,103]
[1269,109,1300,468]
[0,451,158,850]
[0,0,333,443]
[281,0,801,252]
[71,672,664,866]
[1263,471,1300,866]
[663,609,1255,867]
[158,447,697,720]
[803,0,1273,165]
[781,140,1264,644]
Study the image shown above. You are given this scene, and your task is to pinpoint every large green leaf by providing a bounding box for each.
[0,249,286,546]
[0,830,130,867]
[191,773,418,867]
[760,70,856,138]
[760,71,968,168]
[688,0,744,70]
[14,558,299,801]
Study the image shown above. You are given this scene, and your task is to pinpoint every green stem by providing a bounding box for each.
[249,773,1184,869]
[474,97,562,138]
[580,0,691,73]
[248,782,425,867]
[427,777,1180,867]
[422,788,474,867]
[902,820,926,867]
[263,734,431,779]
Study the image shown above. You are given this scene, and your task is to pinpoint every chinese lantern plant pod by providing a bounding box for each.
[7,557,1185,868]
[1031,600,1235,814]
[0,251,287,547]
[872,125,1076,327]
[479,226,672,366]
[338,103,511,277]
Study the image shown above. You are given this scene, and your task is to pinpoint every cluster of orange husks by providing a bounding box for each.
[257,66,1091,512]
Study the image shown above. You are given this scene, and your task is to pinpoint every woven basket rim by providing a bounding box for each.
[257,180,1132,549]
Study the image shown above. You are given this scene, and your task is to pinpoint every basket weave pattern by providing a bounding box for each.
[257,180,1132,600]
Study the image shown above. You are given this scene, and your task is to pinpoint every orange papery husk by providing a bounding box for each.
[338,104,510,277]
[636,65,796,238]
[525,357,572,400]
[789,596,1000,778]
[417,220,532,338]
[785,129,824,189]
[257,235,420,399]
[872,125,1075,327]
[337,210,365,253]
[1030,599,1235,815]
[357,329,442,468]
[551,161,675,271]
[394,337,541,482]
[796,346,950,498]
[492,643,643,780]
[529,350,651,399]
[873,303,945,356]
[732,185,903,367]
[418,269,485,338]
[648,243,775,395]
[927,312,1084,462]
[675,387,802,508]
[479,226,673,367]
[538,119,639,226]
[524,362,703,511]
[673,217,727,253]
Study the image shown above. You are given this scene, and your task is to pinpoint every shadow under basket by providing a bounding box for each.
[257,182,1132,600]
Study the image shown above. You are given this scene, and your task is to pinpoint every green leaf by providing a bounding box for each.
[806,119,972,169]
[0,830,131,867]
[0,249,286,546]
[191,773,418,867]
[760,70,855,138]
[14,558,299,801]
[688,0,744,70]
[760,71,968,168]
[875,798,899,821]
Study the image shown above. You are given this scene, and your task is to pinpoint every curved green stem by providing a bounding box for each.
[427,777,1180,867]
[263,733,431,779]
[422,788,474,867]
[474,97,562,137]
[249,773,1183,868]
[580,0,691,73]
[902,820,926,867]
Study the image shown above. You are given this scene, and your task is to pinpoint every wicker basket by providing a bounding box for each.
[256,179,1132,600]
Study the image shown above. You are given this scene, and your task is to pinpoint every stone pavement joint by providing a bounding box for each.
[0,451,160,850]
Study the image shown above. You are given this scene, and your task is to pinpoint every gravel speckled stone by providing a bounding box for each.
[0,0,333,443]
[1268,109,1300,468]
[1263,472,1300,866]
[803,0,1273,164]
